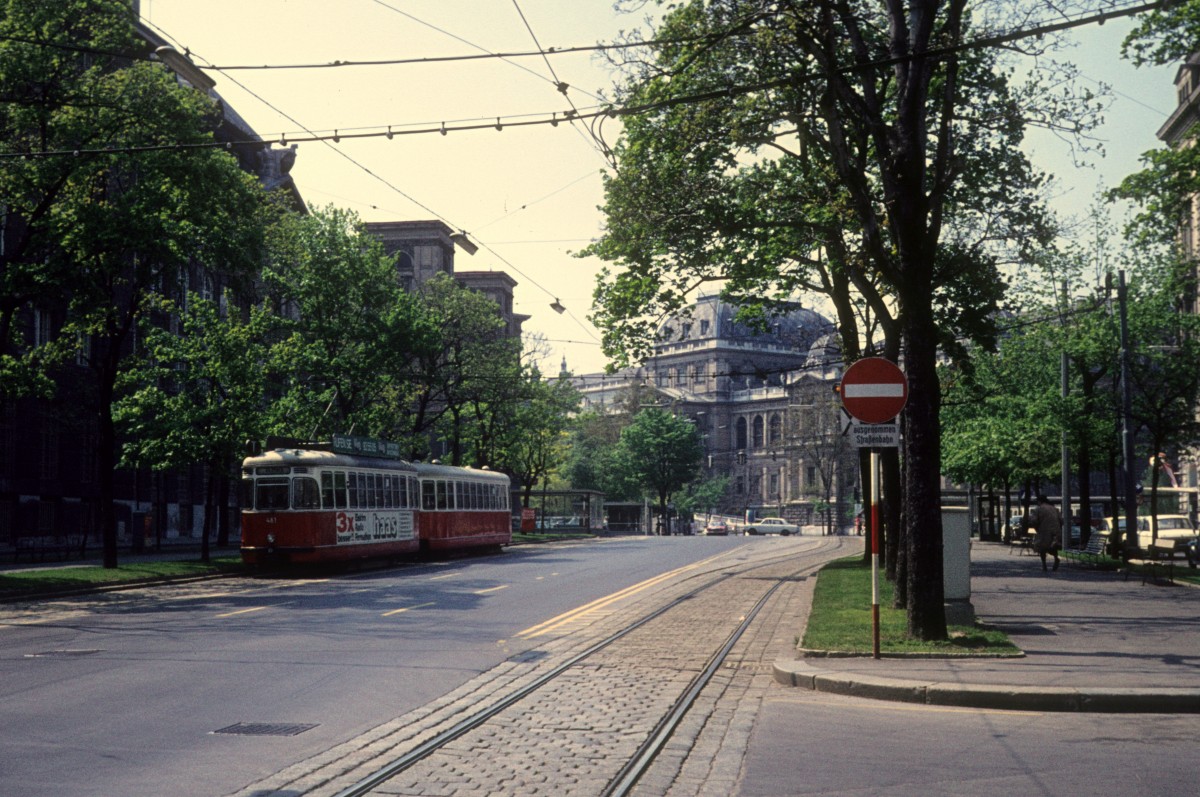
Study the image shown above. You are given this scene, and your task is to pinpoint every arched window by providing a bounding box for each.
[752,415,765,448]
[735,417,748,450]
[769,413,782,444]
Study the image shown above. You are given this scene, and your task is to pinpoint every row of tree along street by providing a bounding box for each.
[0,2,585,568]
[6,1,1200,646]
[578,0,1200,639]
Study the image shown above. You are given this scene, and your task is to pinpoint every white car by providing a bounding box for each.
[744,517,800,536]
[1145,515,1197,548]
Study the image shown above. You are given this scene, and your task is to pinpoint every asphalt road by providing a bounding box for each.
[0,535,747,797]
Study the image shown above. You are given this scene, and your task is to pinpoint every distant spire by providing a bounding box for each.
[560,355,569,376]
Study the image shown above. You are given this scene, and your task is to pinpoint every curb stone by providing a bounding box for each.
[772,659,1200,713]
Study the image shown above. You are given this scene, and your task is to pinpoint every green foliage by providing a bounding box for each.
[675,476,731,519]
[617,407,704,510]
[1122,1,1200,66]
[116,293,272,473]
[260,204,430,444]
[501,373,581,500]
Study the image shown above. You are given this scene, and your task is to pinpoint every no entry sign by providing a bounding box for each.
[839,357,908,424]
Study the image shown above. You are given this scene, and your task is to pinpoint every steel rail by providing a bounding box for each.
[330,541,830,797]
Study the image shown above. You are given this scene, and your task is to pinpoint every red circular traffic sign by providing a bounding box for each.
[840,357,908,424]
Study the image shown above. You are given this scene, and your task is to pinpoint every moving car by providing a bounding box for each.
[744,517,801,536]
[703,520,730,536]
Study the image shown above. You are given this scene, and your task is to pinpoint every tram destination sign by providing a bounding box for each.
[331,434,402,459]
[839,357,908,425]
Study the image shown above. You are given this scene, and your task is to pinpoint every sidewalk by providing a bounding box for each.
[774,540,1200,712]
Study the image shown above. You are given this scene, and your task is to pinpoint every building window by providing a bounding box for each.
[752,416,765,448]
[32,307,52,346]
[769,473,779,497]
[736,417,748,449]
[75,332,91,367]
[769,413,782,444]
[40,429,59,481]
[806,465,817,489]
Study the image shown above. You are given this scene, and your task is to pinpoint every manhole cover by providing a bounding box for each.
[212,722,318,737]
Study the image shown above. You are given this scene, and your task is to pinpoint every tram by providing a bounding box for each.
[240,437,512,566]
[414,461,512,552]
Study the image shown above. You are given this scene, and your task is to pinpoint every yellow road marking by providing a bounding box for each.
[382,602,436,617]
[429,573,459,581]
[474,585,509,595]
[516,555,728,639]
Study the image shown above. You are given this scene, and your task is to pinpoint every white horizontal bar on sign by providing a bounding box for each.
[844,384,905,397]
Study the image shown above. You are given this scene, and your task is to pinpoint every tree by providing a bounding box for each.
[0,1,272,567]
[618,408,704,534]
[587,1,1088,637]
[675,476,731,529]
[260,204,430,445]
[503,373,581,507]
[116,294,273,561]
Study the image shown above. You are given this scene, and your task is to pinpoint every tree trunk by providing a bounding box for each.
[200,463,213,564]
[902,311,947,641]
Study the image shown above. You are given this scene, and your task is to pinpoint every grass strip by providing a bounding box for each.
[0,557,244,598]
[802,556,1019,656]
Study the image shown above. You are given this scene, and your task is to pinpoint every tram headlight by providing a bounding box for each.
[266,533,275,544]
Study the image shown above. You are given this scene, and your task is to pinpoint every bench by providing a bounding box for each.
[1124,540,1186,585]
[13,535,82,562]
[1010,530,1036,556]
[1073,532,1110,567]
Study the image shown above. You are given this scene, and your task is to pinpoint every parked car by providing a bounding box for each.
[1146,514,1198,548]
[744,517,801,536]
[703,521,730,536]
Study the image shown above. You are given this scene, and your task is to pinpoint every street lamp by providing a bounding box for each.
[449,231,478,255]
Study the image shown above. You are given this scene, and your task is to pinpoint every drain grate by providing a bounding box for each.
[212,722,318,737]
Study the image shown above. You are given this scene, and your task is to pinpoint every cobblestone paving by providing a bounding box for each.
[227,537,850,796]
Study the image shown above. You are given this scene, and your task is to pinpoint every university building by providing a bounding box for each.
[574,294,859,530]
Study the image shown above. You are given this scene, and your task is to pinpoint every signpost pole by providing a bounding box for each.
[871,450,881,659]
[838,357,907,660]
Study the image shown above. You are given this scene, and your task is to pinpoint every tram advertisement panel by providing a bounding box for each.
[335,510,415,544]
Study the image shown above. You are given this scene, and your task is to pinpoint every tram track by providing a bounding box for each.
[306,538,842,797]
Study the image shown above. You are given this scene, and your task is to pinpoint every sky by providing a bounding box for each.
[138,1,1180,377]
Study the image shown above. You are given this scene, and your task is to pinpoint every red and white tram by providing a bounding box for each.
[414,461,512,552]
[240,439,512,566]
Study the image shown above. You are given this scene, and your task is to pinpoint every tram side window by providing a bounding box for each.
[374,473,384,509]
[321,472,334,508]
[383,474,393,509]
[422,479,436,510]
[436,480,449,510]
[454,481,464,510]
[333,471,347,508]
[293,477,321,509]
[256,478,290,510]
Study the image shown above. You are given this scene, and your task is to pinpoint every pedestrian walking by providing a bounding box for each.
[1027,494,1062,572]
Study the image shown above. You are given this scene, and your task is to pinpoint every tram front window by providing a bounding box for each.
[256,478,290,510]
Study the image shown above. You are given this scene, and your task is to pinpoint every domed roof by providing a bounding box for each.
[655,294,835,353]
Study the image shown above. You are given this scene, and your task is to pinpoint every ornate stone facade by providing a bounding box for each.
[576,295,858,529]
